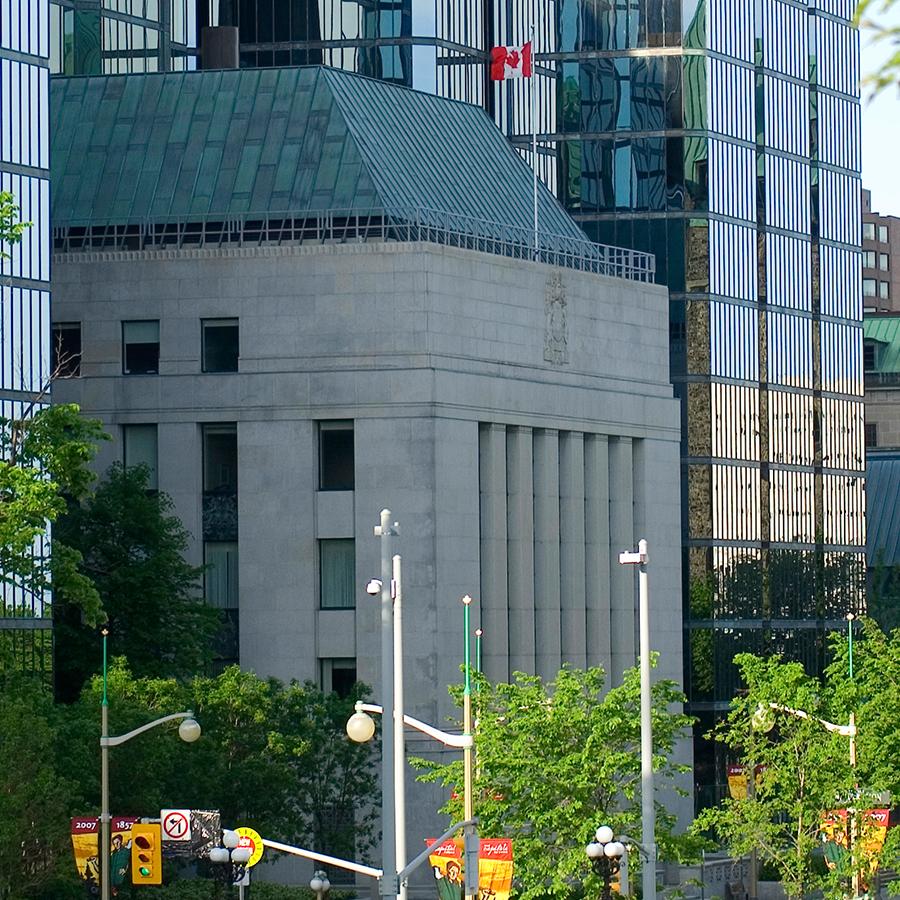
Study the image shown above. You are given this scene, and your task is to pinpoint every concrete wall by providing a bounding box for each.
[53,239,689,880]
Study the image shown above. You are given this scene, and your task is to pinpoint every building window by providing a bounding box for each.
[864,222,876,241]
[123,423,158,489]
[880,253,889,271]
[204,541,239,609]
[203,424,237,493]
[319,539,355,609]
[864,278,877,297]
[319,421,354,490]
[879,225,889,243]
[52,322,81,377]
[865,423,878,448]
[122,320,160,374]
[202,318,239,372]
[319,658,357,698]
[864,341,878,372]
[864,250,876,268]
[880,281,890,300]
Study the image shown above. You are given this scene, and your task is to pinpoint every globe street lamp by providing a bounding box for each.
[310,869,332,900]
[586,826,627,900]
[99,629,201,900]
[209,829,253,896]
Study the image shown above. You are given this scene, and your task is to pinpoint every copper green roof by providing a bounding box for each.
[864,314,900,374]
[51,66,589,248]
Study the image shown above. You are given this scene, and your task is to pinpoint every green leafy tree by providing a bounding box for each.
[0,676,78,898]
[53,464,221,699]
[856,0,900,93]
[59,662,378,862]
[692,651,887,900]
[0,189,30,257]
[413,664,694,900]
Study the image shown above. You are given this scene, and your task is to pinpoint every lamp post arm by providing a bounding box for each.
[764,702,856,737]
[617,835,650,860]
[354,702,474,749]
[101,711,196,747]
[399,818,479,881]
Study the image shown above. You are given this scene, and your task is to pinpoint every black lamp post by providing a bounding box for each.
[586,826,626,900]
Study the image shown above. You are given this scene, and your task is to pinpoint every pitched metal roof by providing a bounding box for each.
[867,450,900,566]
[864,314,900,374]
[50,66,589,249]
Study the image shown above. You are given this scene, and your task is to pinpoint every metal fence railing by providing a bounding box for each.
[53,206,657,283]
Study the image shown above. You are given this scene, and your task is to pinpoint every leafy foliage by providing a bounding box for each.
[693,646,896,900]
[413,663,694,900]
[53,464,221,699]
[0,676,78,898]
[0,404,106,633]
[856,0,900,93]
[0,189,30,258]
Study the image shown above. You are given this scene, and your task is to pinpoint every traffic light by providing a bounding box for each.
[131,824,162,885]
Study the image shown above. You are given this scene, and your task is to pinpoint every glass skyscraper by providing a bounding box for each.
[49,0,196,73]
[508,0,864,799]
[1,0,53,673]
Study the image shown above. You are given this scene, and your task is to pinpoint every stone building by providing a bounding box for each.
[50,65,688,870]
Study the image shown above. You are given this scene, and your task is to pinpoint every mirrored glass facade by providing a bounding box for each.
[497,0,864,802]
[0,0,53,674]
[49,0,196,73]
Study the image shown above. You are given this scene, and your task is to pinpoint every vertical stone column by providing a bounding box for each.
[533,428,561,681]
[559,431,587,669]
[609,435,635,684]
[507,425,535,675]
[478,423,509,683]
[585,434,611,673]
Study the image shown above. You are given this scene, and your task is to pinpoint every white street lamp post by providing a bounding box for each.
[618,540,655,900]
[99,629,201,900]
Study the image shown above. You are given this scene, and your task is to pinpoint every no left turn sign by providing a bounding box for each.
[161,809,192,842]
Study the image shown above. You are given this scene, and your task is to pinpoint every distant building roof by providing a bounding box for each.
[50,66,653,279]
[867,450,900,566]
[864,313,900,374]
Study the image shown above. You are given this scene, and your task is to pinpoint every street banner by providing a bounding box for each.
[726,764,765,799]
[821,807,891,889]
[71,818,100,889]
[110,817,139,886]
[426,837,514,900]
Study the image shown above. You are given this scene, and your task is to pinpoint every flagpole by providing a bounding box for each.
[530,17,538,260]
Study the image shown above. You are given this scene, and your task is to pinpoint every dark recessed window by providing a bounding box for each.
[52,322,81,377]
[319,658,357,698]
[203,424,238,493]
[202,318,239,373]
[319,421,354,490]
[865,423,877,448]
[123,320,159,374]
[864,341,878,372]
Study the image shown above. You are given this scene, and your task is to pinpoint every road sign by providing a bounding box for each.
[235,826,264,867]
[161,809,192,842]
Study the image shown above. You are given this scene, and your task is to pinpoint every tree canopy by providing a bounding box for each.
[53,464,221,700]
[414,663,694,900]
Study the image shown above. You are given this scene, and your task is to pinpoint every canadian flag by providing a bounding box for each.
[490,42,532,80]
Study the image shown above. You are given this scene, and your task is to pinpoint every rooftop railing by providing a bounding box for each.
[53,206,657,283]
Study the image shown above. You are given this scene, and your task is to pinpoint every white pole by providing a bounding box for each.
[375,510,398,899]
[638,539,656,900]
[530,13,538,259]
[393,553,407,900]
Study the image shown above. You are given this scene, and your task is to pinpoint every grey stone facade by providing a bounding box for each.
[53,239,688,877]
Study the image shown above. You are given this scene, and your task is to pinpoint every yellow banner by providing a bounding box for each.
[427,838,514,900]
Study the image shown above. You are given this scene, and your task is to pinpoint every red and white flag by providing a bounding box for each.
[490,42,532,80]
